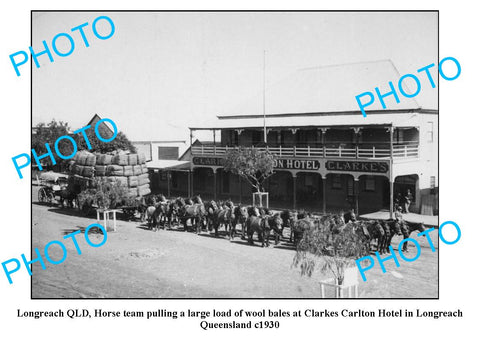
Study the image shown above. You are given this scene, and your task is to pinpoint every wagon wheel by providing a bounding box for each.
[38,188,47,202]
[47,192,55,204]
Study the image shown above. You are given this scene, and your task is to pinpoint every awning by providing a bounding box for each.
[39,171,68,182]
[146,160,191,171]
[189,112,423,130]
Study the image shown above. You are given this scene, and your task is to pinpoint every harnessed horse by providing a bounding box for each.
[177,197,206,234]
[233,205,249,239]
[401,222,427,252]
[246,213,283,247]
[212,202,236,239]
[357,220,385,253]
[280,210,297,243]
[380,220,403,253]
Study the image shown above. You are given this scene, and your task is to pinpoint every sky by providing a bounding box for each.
[32,11,438,143]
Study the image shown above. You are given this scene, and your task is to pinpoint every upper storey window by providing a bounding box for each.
[427,122,434,143]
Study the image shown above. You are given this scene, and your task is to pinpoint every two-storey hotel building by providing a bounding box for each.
[180,61,438,216]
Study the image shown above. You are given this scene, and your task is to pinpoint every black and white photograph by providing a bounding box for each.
[4,0,480,337]
[29,11,439,299]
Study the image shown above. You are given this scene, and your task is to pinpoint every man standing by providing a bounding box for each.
[404,189,413,213]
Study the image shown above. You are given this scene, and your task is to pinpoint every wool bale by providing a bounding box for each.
[77,152,88,166]
[103,154,113,165]
[127,188,138,197]
[73,164,83,176]
[96,154,106,165]
[128,175,139,187]
[113,154,128,166]
[141,164,149,174]
[117,176,128,186]
[133,165,142,176]
[107,176,127,186]
[95,165,107,177]
[137,184,151,197]
[83,166,95,178]
[85,154,96,166]
[107,165,124,176]
[128,154,138,165]
[109,176,128,187]
[138,153,146,165]
[123,165,134,177]
[138,173,150,186]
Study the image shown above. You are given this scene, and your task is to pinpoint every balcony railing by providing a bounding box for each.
[191,144,419,159]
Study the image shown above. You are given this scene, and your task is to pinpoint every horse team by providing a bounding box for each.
[141,194,426,252]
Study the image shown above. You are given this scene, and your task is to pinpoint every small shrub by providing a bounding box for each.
[77,178,129,210]
[224,147,276,192]
[292,217,370,285]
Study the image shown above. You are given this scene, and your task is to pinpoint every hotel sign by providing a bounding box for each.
[325,161,389,173]
[193,157,389,174]
[192,157,224,166]
[274,159,321,170]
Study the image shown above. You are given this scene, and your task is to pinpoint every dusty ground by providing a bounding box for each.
[31,187,438,298]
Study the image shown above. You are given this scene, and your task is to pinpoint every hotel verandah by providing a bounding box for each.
[149,60,438,216]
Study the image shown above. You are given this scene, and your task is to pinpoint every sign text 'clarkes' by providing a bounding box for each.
[325,161,389,173]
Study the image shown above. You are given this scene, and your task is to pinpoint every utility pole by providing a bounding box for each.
[263,50,267,144]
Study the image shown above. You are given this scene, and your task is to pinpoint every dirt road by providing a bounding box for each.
[31,190,438,298]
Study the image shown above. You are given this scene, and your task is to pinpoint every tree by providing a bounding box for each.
[74,129,136,154]
[77,178,129,213]
[32,120,72,155]
[32,119,136,171]
[223,147,276,192]
[32,120,73,171]
[292,218,370,286]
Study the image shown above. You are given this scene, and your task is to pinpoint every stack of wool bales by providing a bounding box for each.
[71,151,97,178]
[70,150,151,197]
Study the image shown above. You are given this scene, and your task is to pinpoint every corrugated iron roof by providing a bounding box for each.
[146,160,190,170]
[190,112,423,130]
[190,60,437,131]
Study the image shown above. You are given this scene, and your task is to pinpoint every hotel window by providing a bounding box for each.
[305,174,314,186]
[364,176,376,191]
[427,122,434,142]
[395,129,404,143]
[160,171,167,181]
[347,177,354,196]
[232,130,239,145]
[252,131,262,146]
[332,174,342,189]
[222,172,230,193]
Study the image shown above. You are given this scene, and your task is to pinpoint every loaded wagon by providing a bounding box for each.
[68,150,151,219]
[37,171,71,206]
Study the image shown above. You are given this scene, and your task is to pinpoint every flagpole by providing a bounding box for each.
[263,50,267,144]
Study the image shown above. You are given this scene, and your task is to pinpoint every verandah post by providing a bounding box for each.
[389,126,394,219]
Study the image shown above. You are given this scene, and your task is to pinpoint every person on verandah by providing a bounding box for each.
[404,189,413,213]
